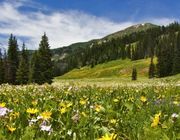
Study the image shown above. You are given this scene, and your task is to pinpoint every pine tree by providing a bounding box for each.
[0,49,4,84]
[148,56,155,78]
[7,34,19,84]
[172,32,180,74]
[132,67,137,80]
[29,33,53,84]
[29,51,41,83]
[16,43,29,84]
[3,51,8,83]
[38,33,53,84]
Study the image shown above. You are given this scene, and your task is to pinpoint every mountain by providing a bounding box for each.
[103,23,157,41]
[51,23,159,76]
[51,23,157,58]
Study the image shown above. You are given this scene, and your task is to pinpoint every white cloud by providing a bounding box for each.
[0,1,177,50]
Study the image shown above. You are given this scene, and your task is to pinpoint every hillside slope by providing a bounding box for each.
[57,58,156,79]
[52,23,157,60]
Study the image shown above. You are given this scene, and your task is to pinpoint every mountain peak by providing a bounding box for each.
[104,23,158,41]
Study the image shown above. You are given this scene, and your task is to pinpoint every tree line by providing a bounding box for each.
[54,22,180,78]
[0,33,53,85]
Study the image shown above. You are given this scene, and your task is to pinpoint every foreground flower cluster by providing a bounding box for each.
[0,83,179,139]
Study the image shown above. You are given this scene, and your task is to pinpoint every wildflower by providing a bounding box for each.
[40,124,52,132]
[6,125,16,133]
[151,112,161,127]
[173,101,179,105]
[98,133,117,140]
[66,102,73,108]
[28,118,38,126]
[40,111,52,120]
[81,112,87,117]
[113,99,119,103]
[0,107,10,117]
[171,113,179,118]
[140,96,147,103]
[72,113,80,123]
[110,119,117,124]
[26,108,39,114]
[32,100,38,106]
[60,107,67,114]
[67,129,72,136]
[95,105,103,112]
[79,99,87,105]
[0,102,6,107]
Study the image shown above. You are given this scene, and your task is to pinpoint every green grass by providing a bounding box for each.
[57,58,155,79]
[0,83,179,139]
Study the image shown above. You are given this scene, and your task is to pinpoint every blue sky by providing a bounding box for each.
[0,0,179,49]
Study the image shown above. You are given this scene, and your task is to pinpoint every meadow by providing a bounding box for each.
[0,77,180,140]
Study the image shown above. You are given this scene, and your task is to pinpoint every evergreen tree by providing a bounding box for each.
[29,51,41,83]
[148,56,155,78]
[3,51,8,83]
[16,43,29,84]
[7,34,19,84]
[132,67,137,80]
[0,49,4,84]
[30,33,53,84]
[172,32,180,74]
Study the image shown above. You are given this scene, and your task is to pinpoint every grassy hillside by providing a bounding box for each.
[57,58,157,79]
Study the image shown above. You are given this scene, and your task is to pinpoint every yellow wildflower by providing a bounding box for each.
[95,105,103,112]
[26,108,39,114]
[10,112,20,120]
[98,133,117,140]
[32,100,38,106]
[173,101,179,105]
[151,112,161,127]
[79,99,87,105]
[60,107,67,114]
[81,112,87,117]
[0,102,6,107]
[59,102,66,108]
[140,96,147,103]
[110,119,117,124]
[6,125,16,133]
[66,102,73,108]
[113,99,119,103]
[40,111,52,119]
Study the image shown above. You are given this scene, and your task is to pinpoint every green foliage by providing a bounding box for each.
[0,82,179,139]
[149,57,155,78]
[7,34,19,84]
[16,43,29,84]
[172,32,180,74]
[132,67,137,80]
[29,33,53,84]
[58,58,153,79]
[0,49,4,84]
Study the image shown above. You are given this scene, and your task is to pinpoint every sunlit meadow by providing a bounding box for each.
[0,80,179,140]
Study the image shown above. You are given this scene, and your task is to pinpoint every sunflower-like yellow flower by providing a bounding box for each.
[26,108,39,114]
[95,105,103,112]
[40,111,52,119]
[6,125,16,133]
[140,96,147,103]
[60,107,67,114]
[98,133,117,140]
[151,112,161,127]
[0,102,6,107]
